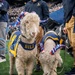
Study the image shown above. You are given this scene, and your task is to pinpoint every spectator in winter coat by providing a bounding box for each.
[24,0,49,28]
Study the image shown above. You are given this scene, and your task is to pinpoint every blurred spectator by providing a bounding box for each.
[0,0,9,63]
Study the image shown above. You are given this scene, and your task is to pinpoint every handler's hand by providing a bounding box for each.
[63,27,67,34]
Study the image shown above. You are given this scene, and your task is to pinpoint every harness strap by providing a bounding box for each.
[9,35,21,57]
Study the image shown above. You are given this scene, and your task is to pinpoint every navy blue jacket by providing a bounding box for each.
[62,0,75,23]
[0,0,9,22]
[25,0,49,20]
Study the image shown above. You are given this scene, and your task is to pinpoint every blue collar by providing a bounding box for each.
[19,40,36,50]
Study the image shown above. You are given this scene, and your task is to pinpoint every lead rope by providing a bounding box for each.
[63,34,68,75]
[58,40,68,75]
[51,44,68,75]
[40,43,68,74]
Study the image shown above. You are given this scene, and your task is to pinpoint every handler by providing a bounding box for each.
[62,0,75,74]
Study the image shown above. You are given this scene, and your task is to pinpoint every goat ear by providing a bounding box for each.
[37,26,40,33]
[37,29,40,33]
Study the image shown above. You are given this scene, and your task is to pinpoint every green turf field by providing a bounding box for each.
[0,43,74,75]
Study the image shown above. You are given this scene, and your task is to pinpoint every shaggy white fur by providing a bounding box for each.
[9,13,40,75]
[39,31,63,75]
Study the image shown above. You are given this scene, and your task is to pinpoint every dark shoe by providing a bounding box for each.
[34,64,41,72]
[65,67,75,75]
[0,55,6,63]
[67,47,73,57]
